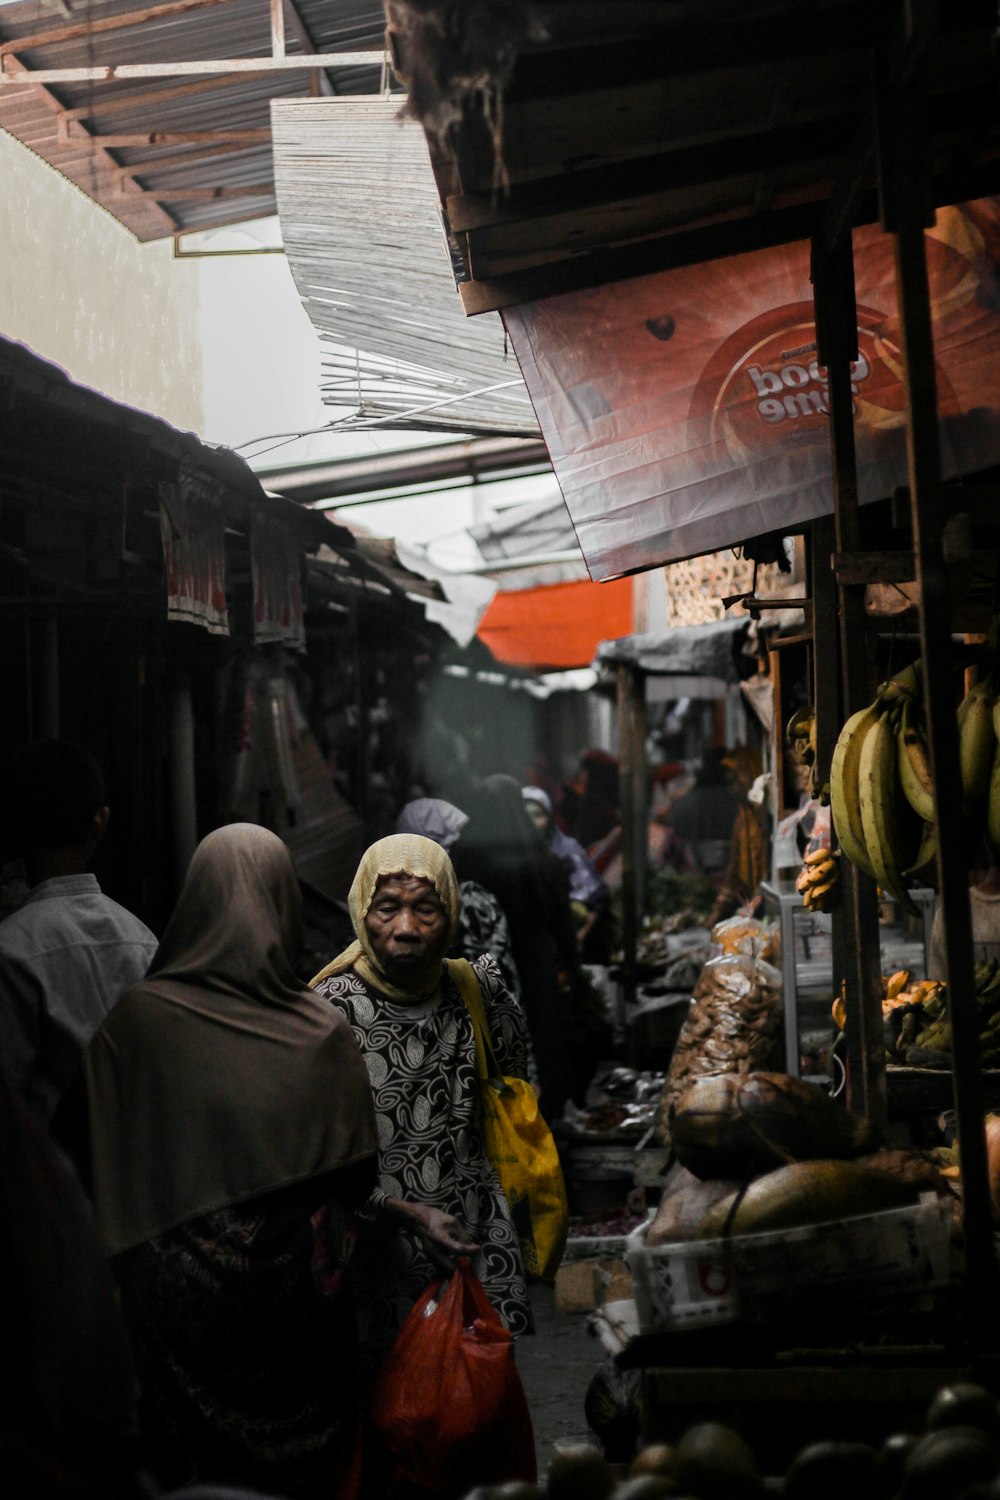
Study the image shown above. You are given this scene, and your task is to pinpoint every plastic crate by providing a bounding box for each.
[627,1192,953,1332]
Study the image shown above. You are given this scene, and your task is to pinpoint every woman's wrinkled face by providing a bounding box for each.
[524,800,551,835]
[364,873,450,980]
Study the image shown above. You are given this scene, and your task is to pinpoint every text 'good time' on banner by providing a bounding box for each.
[504,199,1000,580]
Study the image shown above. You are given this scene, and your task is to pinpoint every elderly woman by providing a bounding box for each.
[394,796,521,1001]
[84,824,379,1500]
[311,833,533,1371]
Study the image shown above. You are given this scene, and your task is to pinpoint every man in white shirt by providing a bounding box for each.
[0,740,158,1125]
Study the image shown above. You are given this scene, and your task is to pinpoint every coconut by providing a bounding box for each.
[782,1439,881,1500]
[546,1443,616,1500]
[926,1382,1000,1436]
[899,1423,1000,1499]
[673,1420,764,1498]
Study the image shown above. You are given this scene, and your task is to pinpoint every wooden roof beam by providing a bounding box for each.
[0,0,232,56]
[57,125,273,145]
[0,52,178,233]
[109,182,273,201]
[58,72,276,121]
[0,50,383,86]
[106,139,266,183]
[460,155,1000,315]
[447,115,857,234]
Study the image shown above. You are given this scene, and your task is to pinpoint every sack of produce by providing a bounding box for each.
[710,914,777,961]
[668,1070,882,1181]
[660,953,783,1139]
[647,1160,744,1246]
[697,1158,921,1239]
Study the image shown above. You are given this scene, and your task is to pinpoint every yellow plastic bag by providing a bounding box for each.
[450,960,569,1281]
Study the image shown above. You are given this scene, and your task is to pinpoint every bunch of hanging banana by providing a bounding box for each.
[894,666,998,877]
[829,663,924,916]
[786,703,821,795]
[795,845,840,912]
[831,659,1000,910]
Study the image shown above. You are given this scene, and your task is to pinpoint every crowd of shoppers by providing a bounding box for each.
[0,731,760,1500]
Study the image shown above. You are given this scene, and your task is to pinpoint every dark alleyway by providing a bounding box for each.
[518,1282,609,1477]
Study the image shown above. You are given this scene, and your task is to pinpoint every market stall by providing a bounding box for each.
[385,0,1000,1468]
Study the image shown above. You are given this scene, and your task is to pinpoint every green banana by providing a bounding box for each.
[830,703,879,878]
[902,819,938,890]
[879,660,921,703]
[896,694,935,822]
[858,707,921,916]
[958,676,995,813]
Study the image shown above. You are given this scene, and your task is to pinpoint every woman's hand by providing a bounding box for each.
[385,1198,479,1268]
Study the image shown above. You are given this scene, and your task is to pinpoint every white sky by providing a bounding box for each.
[193,218,559,571]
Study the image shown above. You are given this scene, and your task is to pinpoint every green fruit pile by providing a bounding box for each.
[459,1380,1000,1500]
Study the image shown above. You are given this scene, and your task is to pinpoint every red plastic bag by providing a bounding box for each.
[369,1257,536,1499]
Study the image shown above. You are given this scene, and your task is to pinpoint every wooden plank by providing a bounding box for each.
[448,81,992,237]
[645,1366,971,1404]
[812,228,886,1132]
[58,72,275,120]
[458,201,829,316]
[832,550,917,585]
[0,51,384,85]
[0,0,231,56]
[107,140,265,184]
[617,664,642,1059]
[58,125,272,145]
[0,53,178,234]
[270,0,286,62]
[447,116,853,234]
[455,153,1000,314]
[108,182,272,200]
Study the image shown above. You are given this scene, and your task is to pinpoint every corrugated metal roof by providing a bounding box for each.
[0,0,391,240]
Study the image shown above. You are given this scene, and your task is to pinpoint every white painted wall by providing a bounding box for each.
[0,126,203,432]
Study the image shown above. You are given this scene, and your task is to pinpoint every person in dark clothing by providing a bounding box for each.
[0,739,157,1126]
[84,824,379,1500]
[663,747,742,878]
[451,775,583,1117]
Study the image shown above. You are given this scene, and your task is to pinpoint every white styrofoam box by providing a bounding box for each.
[627,1192,953,1332]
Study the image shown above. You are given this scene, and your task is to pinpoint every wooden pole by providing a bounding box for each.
[618,664,641,1061]
[874,44,998,1327]
[811,231,886,1131]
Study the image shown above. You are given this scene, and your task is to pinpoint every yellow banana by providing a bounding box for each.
[858,707,921,916]
[885,969,911,1000]
[804,846,832,866]
[830,703,879,878]
[896,695,935,823]
[958,676,995,813]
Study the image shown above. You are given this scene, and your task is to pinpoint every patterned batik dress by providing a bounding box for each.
[313,953,533,1368]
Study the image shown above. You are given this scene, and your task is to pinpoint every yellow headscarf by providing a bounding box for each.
[310,833,461,1002]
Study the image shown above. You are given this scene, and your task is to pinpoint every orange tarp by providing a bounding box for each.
[476,576,633,670]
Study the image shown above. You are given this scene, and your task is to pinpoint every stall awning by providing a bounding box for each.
[503,199,1000,579]
[596,618,748,681]
[477,576,633,671]
[272,97,538,436]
